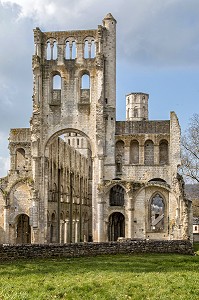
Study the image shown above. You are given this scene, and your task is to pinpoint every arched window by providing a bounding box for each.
[159,140,169,165]
[150,194,165,231]
[52,183,57,202]
[81,74,90,89]
[51,74,61,105]
[65,39,76,59]
[130,140,139,164]
[127,108,130,120]
[46,39,57,60]
[134,107,138,118]
[84,38,95,58]
[115,140,125,174]
[50,212,56,243]
[53,41,57,60]
[110,185,125,206]
[84,40,89,58]
[80,73,90,104]
[144,140,154,165]
[46,42,51,60]
[53,74,61,90]
[91,40,95,58]
[148,178,166,183]
[16,148,25,170]
[143,106,146,119]
[72,41,76,59]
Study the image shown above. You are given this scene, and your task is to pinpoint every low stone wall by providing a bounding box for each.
[0,240,193,260]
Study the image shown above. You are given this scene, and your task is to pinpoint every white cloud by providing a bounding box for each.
[0,0,199,176]
[1,0,199,67]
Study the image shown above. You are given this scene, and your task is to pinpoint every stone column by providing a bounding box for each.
[75,220,79,243]
[127,207,134,238]
[65,220,69,243]
[139,145,145,165]
[31,190,39,243]
[4,205,10,244]
[154,144,159,165]
[98,156,104,183]
[124,144,130,165]
[98,199,105,242]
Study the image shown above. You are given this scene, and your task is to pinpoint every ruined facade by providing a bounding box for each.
[0,14,192,244]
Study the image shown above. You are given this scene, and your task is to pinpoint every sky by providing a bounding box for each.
[0,0,199,177]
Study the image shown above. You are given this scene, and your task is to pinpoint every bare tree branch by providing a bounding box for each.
[181,114,199,183]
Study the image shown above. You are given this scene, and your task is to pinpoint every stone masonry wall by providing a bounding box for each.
[0,240,193,260]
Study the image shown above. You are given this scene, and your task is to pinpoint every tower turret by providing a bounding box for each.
[126,92,149,121]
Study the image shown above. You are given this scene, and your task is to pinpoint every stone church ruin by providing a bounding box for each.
[0,13,192,244]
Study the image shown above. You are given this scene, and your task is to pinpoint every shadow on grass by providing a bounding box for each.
[0,253,199,278]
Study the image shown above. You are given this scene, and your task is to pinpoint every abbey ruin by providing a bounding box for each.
[0,13,192,244]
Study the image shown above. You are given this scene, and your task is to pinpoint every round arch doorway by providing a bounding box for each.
[16,214,31,244]
[108,212,125,241]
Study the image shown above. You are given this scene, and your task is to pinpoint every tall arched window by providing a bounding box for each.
[109,185,125,206]
[16,148,25,170]
[91,40,95,58]
[53,41,57,60]
[130,140,139,164]
[53,74,61,89]
[72,41,76,59]
[81,74,90,89]
[52,74,61,104]
[150,194,165,231]
[84,37,95,58]
[80,73,90,104]
[84,40,89,58]
[115,140,125,174]
[65,41,70,59]
[134,106,138,118]
[144,140,154,165]
[159,140,169,165]
[46,39,57,60]
[46,42,51,60]
[50,212,56,243]
[65,39,76,59]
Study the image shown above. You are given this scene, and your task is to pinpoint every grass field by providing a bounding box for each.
[0,245,199,300]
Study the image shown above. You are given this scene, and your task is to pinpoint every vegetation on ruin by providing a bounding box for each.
[0,249,199,300]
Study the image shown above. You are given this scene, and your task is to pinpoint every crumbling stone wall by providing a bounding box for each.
[0,240,193,260]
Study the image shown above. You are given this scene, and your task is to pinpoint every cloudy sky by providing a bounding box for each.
[0,0,199,176]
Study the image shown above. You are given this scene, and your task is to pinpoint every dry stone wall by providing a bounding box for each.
[0,240,193,260]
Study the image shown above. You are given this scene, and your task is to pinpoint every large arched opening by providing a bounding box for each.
[16,214,31,244]
[108,212,125,241]
[44,129,93,243]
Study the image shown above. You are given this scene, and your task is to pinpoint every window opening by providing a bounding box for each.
[151,194,164,231]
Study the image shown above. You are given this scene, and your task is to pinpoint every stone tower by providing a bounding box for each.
[126,93,149,121]
[31,13,117,243]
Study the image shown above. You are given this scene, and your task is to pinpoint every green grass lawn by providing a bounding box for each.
[0,247,199,300]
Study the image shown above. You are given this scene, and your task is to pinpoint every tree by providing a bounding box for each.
[181,114,199,183]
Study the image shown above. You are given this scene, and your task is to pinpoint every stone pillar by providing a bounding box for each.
[140,145,145,165]
[65,220,69,243]
[31,190,39,244]
[128,207,134,238]
[124,144,130,165]
[4,205,10,244]
[72,220,75,242]
[154,144,159,165]
[97,199,106,242]
[75,220,79,243]
[98,156,104,183]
